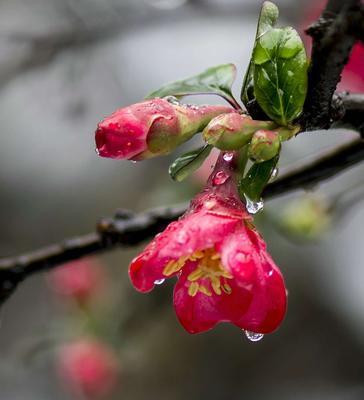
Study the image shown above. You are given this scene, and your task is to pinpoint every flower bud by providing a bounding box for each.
[248,129,281,162]
[57,339,119,399]
[202,113,275,150]
[280,195,331,240]
[95,98,234,161]
[47,258,104,303]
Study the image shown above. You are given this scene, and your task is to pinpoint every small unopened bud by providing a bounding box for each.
[248,129,281,162]
[95,98,235,161]
[202,113,275,150]
[280,196,331,240]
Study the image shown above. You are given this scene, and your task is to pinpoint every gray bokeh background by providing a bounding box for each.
[0,0,363,399]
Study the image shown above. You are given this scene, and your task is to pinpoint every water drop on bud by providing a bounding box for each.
[223,152,234,162]
[163,95,180,106]
[154,278,165,285]
[212,171,230,186]
[244,195,264,214]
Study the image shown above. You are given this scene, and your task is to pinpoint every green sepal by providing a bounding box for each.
[146,64,238,107]
[168,145,212,182]
[239,155,279,201]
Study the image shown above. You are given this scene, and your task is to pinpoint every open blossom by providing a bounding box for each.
[95,98,235,160]
[129,155,287,334]
[57,339,119,399]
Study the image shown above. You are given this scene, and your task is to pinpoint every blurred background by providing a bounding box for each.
[0,0,363,399]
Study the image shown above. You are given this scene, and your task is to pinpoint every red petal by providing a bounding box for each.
[173,260,253,334]
[221,226,287,333]
[129,204,243,293]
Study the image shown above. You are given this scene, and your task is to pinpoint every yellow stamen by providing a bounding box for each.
[211,279,222,295]
[222,283,232,294]
[187,268,204,281]
[188,282,199,297]
[163,260,181,276]
[198,285,212,297]
[162,247,233,297]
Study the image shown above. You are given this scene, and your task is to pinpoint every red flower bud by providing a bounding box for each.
[57,339,119,399]
[48,258,104,303]
[95,98,235,160]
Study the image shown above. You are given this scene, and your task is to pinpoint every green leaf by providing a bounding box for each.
[253,27,308,126]
[239,155,279,201]
[146,64,238,107]
[169,145,212,182]
[241,1,279,105]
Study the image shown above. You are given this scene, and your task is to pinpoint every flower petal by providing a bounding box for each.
[129,207,243,293]
[173,260,254,334]
[221,226,287,333]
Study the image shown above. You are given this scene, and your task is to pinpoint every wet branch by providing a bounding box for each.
[1,138,363,304]
[0,0,363,306]
[300,0,363,130]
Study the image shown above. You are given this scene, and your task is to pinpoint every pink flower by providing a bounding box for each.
[57,339,119,399]
[129,156,287,334]
[95,98,235,160]
[48,258,104,303]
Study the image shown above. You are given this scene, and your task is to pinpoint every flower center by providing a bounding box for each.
[162,248,233,297]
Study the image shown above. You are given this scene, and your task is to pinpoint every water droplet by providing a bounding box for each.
[154,278,165,285]
[130,160,137,164]
[176,231,189,244]
[164,95,180,105]
[266,269,274,277]
[269,168,279,182]
[213,171,230,186]
[223,152,234,162]
[244,330,264,342]
[245,196,264,214]
[235,252,250,263]
[95,148,100,155]
[204,200,216,209]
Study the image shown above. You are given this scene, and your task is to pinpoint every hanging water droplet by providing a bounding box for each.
[176,230,189,244]
[212,171,229,186]
[154,278,165,285]
[164,95,180,105]
[269,167,279,182]
[223,152,234,162]
[245,195,264,214]
[95,148,100,155]
[244,330,264,342]
[130,160,137,164]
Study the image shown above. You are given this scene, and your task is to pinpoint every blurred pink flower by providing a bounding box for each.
[57,339,119,399]
[48,258,104,303]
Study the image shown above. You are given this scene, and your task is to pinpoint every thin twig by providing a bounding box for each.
[0,0,363,307]
[1,139,363,304]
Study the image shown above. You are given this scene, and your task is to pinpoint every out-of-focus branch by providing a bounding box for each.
[1,139,363,305]
[300,0,363,131]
